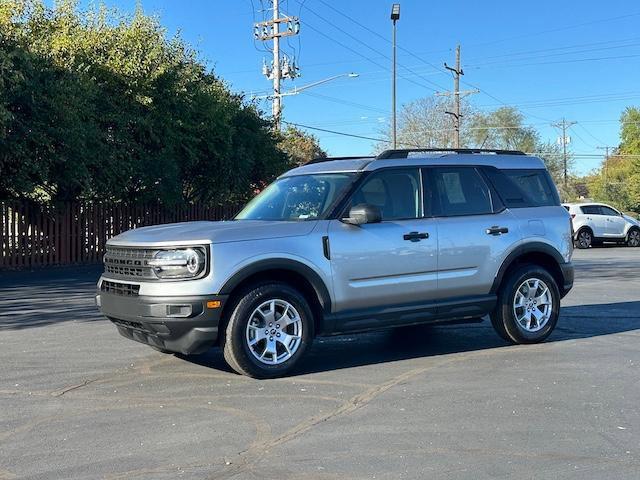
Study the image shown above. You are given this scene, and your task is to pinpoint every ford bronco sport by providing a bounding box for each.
[97,148,574,378]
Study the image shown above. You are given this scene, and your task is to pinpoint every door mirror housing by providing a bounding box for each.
[342,204,382,225]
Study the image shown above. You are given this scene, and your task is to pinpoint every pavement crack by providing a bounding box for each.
[51,378,97,397]
[210,357,460,480]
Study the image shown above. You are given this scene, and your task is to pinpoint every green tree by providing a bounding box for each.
[0,0,288,205]
[587,107,640,213]
[278,126,326,166]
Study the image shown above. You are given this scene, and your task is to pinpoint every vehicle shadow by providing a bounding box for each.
[184,301,640,377]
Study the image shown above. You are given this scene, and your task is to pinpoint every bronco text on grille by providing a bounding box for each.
[103,246,157,280]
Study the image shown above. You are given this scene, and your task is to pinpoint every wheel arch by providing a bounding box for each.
[217,259,332,340]
[491,243,567,298]
[574,225,593,239]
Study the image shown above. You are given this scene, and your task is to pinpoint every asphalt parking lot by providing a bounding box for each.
[0,247,639,480]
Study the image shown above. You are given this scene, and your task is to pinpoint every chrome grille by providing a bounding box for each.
[103,246,157,280]
[100,280,140,296]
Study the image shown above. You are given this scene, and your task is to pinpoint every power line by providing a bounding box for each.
[309,0,448,89]
[294,1,443,92]
[463,12,640,50]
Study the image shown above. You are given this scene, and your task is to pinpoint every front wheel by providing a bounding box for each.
[490,265,560,344]
[222,283,314,378]
[575,229,592,249]
[627,228,640,247]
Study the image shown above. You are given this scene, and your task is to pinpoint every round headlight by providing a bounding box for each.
[184,249,201,274]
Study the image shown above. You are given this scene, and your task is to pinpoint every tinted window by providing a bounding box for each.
[501,169,559,207]
[350,169,422,220]
[599,206,620,216]
[432,167,492,216]
[482,168,529,207]
[580,205,600,215]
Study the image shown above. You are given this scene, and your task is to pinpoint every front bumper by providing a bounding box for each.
[97,291,228,354]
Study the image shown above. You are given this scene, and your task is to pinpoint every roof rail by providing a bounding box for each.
[306,155,374,164]
[376,148,526,159]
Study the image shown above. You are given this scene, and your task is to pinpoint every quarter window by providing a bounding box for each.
[431,167,493,216]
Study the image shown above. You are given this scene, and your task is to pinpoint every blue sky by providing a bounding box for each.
[69,0,639,175]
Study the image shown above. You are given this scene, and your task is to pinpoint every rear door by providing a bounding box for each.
[581,205,606,236]
[426,166,521,299]
[328,167,439,312]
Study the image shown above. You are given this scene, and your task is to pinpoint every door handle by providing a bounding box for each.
[403,231,429,242]
[486,226,509,235]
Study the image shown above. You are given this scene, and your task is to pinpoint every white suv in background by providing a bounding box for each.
[564,202,640,249]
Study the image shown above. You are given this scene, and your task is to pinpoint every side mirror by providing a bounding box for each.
[342,204,382,225]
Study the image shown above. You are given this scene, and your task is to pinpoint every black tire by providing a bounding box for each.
[222,283,314,379]
[490,264,560,344]
[575,228,592,249]
[151,346,174,354]
[627,228,640,247]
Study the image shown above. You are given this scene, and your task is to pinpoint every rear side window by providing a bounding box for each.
[502,169,559,207]
[580,205,600,215]
[430,167,493,216]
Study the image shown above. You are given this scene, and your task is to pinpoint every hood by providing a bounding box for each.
[107,220,318,247]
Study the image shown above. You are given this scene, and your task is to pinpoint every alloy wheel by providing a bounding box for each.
[245,299,303,365]
[513,278,553,333]
[577,230,592,248]
[628,230,640,247]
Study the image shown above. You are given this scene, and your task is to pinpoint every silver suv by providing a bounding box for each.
[97,148,574,378]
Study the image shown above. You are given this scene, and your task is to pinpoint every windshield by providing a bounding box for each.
[236,173,356,221]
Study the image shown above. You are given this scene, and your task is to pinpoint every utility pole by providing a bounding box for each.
[254,0,300,130]
[438,45,478,148]
[552,118,577,188]
[390,4,400,149]
[596,145,612,186]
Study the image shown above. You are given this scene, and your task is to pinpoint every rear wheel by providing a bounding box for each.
[222,283,314,378]
[627,228,640,247]
[575,229,592,249]
[490,265,560,344]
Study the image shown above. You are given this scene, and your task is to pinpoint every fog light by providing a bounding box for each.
[166,304,192,318]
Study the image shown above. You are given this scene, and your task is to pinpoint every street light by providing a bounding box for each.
[251,73,359,100]
[391,4,400,149]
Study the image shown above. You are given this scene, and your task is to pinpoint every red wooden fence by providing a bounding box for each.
[0,201,241,269]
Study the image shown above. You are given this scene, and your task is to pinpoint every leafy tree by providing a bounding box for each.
[278,126,326,166]
[376,96,476,152]
[587,107,640,213]
[0,0,288,205]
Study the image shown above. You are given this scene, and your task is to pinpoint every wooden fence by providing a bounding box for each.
[0,201,241,269]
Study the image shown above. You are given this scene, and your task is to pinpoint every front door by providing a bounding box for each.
[600,205,626,236]
[328,168,438,312]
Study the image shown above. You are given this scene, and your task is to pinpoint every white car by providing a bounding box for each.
[563,202,640,248]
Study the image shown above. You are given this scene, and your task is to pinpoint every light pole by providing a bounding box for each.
[391,4,400,149]
[251,73,359,100]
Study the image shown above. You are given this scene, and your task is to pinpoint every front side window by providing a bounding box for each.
[348,169,422,220]
[431,167,493,216]
[599,205,620,216]
[236,173,355,221]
